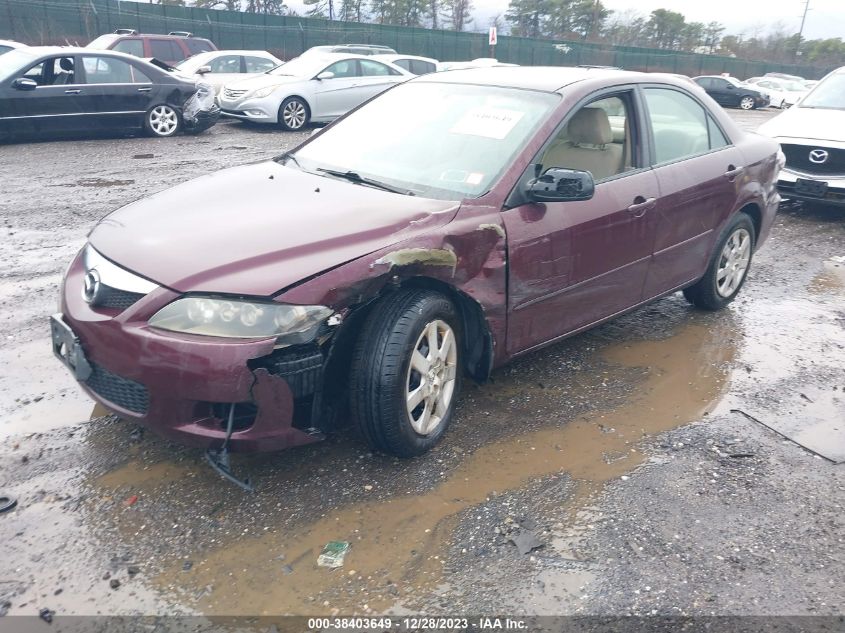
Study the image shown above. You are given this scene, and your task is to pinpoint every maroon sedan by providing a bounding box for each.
[53,67,782,465]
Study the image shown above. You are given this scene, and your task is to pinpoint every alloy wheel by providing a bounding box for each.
[282,100,307,129]
[739,96,755,110]
[148,105,179,136]
[716,228,751,298]
[405,319,458,436]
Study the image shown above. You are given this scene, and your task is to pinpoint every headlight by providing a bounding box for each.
[149,297,333,344]
[251,86,278,99]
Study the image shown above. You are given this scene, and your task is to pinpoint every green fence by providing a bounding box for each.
[0,0,830,79]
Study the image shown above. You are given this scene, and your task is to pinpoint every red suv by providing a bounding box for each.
[86,30,217,66]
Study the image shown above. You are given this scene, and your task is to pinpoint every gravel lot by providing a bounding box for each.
[0,108,843,622]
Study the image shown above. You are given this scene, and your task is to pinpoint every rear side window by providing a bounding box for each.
[644,88,713,164]
[410,60,436,75]
[695,77,712,89]
[186,39,214,55]
[707,115,729,149]
[112,39,143,57]
[393,59,411,72]
[244,56,276,73]
[81,56,151,84]
[149,39,183,62]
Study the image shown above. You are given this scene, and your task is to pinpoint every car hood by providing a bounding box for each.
[225,73,304,91]
[757,106,845,143]
[88,162,460,296]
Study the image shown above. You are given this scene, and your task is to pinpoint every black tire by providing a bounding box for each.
[683,212,756,311]
[278,96,310,131]
[144,104,182,137]
[349,289,463,457]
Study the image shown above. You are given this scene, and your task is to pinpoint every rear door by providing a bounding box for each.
[356,59,404,100]
[640,85,743,298]
[503,88,661,353]
[78,54,156,130]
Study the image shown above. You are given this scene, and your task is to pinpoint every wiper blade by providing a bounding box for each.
[316,168,414,195]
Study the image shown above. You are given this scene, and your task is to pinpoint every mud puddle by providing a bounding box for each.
[148,322,734,615]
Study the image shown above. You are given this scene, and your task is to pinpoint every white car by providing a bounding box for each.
[176,50,281,95]
[218,53,410,130]
[746,77,808,108]
[372,54,438,75]
[0,40,26,56]
[758,66,845,209]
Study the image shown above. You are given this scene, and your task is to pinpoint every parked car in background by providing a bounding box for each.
[299,44,397,57]
[176,50,282,95]
[758,66,845,209]
[373,53,438,75]
[0,47,219,140]
[802,79,818,90]
[87,30,217,66]
[0,39,26,56]
[219,53,410,130]
[692,75,769,110]
[438,58,518,71]
[765,72,805,83]
[745,76,807,108]
[53,67,780,468]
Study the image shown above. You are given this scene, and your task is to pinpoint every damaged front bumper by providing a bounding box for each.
[182,83,222,134]
[56,252,325,452]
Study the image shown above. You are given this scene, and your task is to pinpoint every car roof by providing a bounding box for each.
[13,45,148,59]
[416,66,646,93]
[374,53,438,63]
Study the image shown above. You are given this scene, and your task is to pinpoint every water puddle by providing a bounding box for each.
[149,322,735,615]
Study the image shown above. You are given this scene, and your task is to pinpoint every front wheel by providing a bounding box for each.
[683,213,755,311]
[278,96,310,131]
[144,104,181,137]
[350,289,462,457]
[739,96,756,110]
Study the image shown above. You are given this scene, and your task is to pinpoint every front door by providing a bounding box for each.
[502,90,660,354]
[355,58,404,102]
[640,86,745,298]
[312,59,365,119]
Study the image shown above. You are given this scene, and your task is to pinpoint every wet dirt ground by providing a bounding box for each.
[0,109,843,621]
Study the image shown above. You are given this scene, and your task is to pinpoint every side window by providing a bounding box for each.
[538,94,633,182]
[112,39,144,57]
[323,60,358,78]
[82,56,134,84]
[393,59,412,72]
[209,55,241,73]
[245,56,276,73]
[411,60,436,75]
[644,88,712,164]
[24,57,76,86]
[359,59,398,76]
[707,115,729,149]
[149,39,182,62]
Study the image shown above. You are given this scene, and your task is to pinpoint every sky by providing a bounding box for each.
[285,0,844,41]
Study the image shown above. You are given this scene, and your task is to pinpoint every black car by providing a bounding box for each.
[693,75,769,110]
[0,47,219,141]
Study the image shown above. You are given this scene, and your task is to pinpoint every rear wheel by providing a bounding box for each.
[278,97,310,131]
[683,213,755,311]
[350,289,462,457]
[739,96,756,110]
[144,104,181,137]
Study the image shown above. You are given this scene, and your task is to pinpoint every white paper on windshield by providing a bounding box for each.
[450,107,525,140]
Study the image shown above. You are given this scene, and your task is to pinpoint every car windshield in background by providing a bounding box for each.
[800,73,845,109]
[0,48,36,81]
[86,35,118,49]
[267,56,324,76]
[176,53,213,72]
[290,82,558,200]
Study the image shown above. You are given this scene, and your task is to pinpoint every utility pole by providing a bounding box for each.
[795,0,810,59]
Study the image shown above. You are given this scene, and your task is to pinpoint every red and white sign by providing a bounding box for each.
[488,26,498,46]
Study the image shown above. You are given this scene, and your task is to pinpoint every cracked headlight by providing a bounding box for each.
[149,298,333,343]
[251,86,278,99]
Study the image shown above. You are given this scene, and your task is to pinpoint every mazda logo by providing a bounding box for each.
[809,149,829,164]
[83,269,101,304]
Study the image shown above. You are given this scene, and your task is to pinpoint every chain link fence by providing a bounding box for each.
[0,0,830,78]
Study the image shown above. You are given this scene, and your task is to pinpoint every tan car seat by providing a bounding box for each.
[541,108,623,182]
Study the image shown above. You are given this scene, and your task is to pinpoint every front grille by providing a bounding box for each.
[93,284,145,310]
[782,144,845,175]
[223,88,248,100]
[85,362,149,415]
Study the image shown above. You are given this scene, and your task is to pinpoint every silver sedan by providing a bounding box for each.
[218,53,411,130]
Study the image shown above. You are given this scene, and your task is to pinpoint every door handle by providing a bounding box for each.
[137,87,151,92]
[724,165,744,181]
[627,196,656,218]
[64,89,81,94]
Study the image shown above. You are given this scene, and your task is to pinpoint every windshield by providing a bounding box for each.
[0,48,37,82]
[800,72,845,109]
[176,52,213,72]
[267,56,326,77]
[87,35,118,49]
[290,82,559,200]
[782,80,806,91]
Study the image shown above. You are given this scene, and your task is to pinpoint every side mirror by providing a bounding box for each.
[316,71,334,80]
[196,65,212,75]
[726,84,735,89]
[12,77,37,91]
[526,168,595,203]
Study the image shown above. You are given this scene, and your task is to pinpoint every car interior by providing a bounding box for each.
[24,57,76,86]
